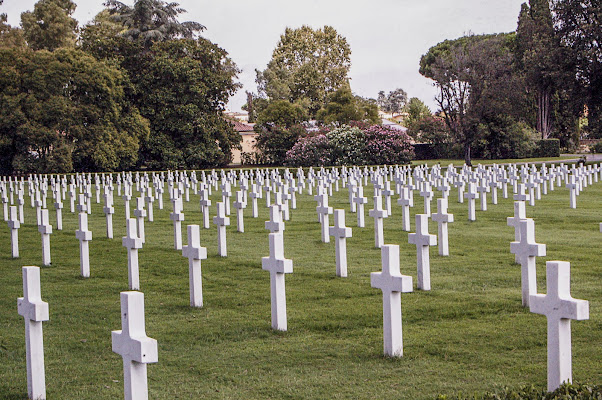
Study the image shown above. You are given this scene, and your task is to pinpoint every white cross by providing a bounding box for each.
[397,187,411,232]
[329,209,352,277]
[316,193,333,243]
[75,210,93,278]
[529,261,589,392]
[170,193,185,250]
[261,232,293,331]
[566,175,577,209]
[382,181,394,215]
[122,218,143,290]
[103,191,115,239]
[213,202,230,257]
[233,191,246,233]
[432,198,454,256]
[38,209,52,266]
[111,291,158,400]
[510,218,546,307]
[476,178,490,211]
[370,245,413,357]
[199,188,212,229]
[419,183,433,216]
[8,205,20,258]
[369,195,388,248]
[249,184,260,218]
[464,182,478,221]
[514,183,529,202]
[265,205,284,233]
[54,188,63,230]
[408,214,437,290]
[145,187,154,222]
[182,225,207,308]
[134,197,146,244]
[353,186,368,228]
[122,188,132,219]
[17,266,49,400]
[506,201,526,264]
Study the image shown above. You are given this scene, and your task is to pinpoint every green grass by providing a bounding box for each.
[0,170,600,399]
[411,156,577,167]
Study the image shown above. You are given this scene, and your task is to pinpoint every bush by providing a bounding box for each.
[285,134,331,167]
[325,126,366,165]
[436,382,601,400]
[254,124,307,165]
[532,138,561,157]
[363,125,415,165]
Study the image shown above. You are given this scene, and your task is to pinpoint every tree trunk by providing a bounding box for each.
[464,143,472,166]
[537,88,551,139]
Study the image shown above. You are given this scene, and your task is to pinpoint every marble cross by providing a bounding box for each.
[233,190,246,233]
[353,186,368,228]
[38,209,52,266]
[408,214,437,290]
[199,188,212,229]
[75,208,93,278]
[134,197,147,244]
[510,218,546,307]
[103,191,115,239]
[17,266,49,400]
[369,195,388,248]
[112,291,158,400]
[8,205,20,258]
[529,261,589,392]
[464,182,478,221]
[397,187,411,232]
[169,193,185,250]
[213,202,230,257]
[370,245,413,357]
[182,225,207,308]
[432,198,454,256]
[329,209,352,277]
[122,218,143,291]
[506,201,526,264]
[261,232,293,331]
[316,193,333,243]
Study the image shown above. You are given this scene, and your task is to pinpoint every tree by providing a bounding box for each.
[255,124,307,165]
[256,25,351,116]
[420,34,527,164]
[516,0,566,139]
[0,47,149,173]
[317,84,379,125]
[403,97,431,131]
[21,0,77,51]
[82,5,240,169]
[0,14,26,48]
[256,100,306,128]
[104,0,205,50]
[551,0,602,138]
[377,88,408,117]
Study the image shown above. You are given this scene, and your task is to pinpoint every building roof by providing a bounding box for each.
[229,120,255,133]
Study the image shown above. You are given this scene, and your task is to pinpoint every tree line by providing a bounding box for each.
[419,0,601,164]
[0,0,240,174]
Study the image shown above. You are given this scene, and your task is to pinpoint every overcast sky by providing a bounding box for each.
[2,0,526,112]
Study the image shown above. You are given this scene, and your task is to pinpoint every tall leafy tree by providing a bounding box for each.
[104,0,205,50]
[0,47,149,173]
[256,25,351,116]
[551,0,602,138]
[516,0,565,138]
[0,13,26,48]
[317,84,379,125]
[20,0,77,51]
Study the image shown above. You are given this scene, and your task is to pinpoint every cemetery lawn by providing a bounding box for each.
[411,156,578,167]
[0,167,600,399]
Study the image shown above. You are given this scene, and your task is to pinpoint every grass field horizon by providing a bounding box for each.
[0,162,600,399]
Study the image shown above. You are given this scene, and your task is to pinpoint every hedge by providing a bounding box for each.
[532,139,561,157]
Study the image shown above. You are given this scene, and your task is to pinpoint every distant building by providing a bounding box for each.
[228,119,258,165]
[224,109,249,122]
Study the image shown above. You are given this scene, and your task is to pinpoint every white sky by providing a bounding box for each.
[1,0,526,112]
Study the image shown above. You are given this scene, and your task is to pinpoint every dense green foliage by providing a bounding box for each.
[20,0,78,51]
[317,85,379,125]
[256,100,307,128]
[253,124,307,165]
[0,0,241,173]
[0,47,149,173]
[255,25,352,117]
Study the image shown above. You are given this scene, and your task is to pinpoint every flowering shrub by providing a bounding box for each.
[326,126,366,165]
[364,125,415,165]
[285,134,332,167]
[284,124,414,166]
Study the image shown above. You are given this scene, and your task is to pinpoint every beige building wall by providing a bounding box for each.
[231,132,259,165]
